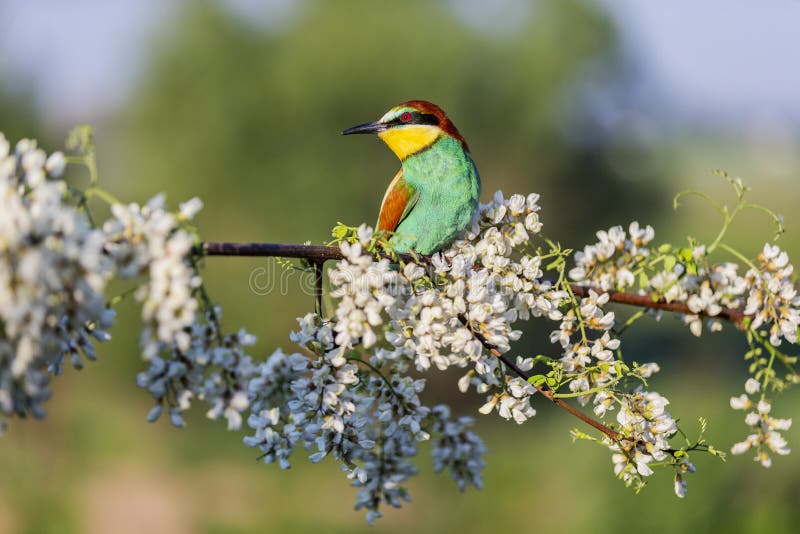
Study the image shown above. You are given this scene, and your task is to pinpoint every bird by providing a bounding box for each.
[342,100,481,255]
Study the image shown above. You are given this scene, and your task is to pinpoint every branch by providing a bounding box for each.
[201,241,422,264]
[202,241,624,442]
[203,242,346,261]
[569,285,744,326]
[459,315,622,443]
[202,240,744,444]
[201,241,747,326]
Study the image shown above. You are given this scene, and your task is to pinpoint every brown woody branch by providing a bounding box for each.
[569,285,745,327]
[458,315,622,442]
[201,241,746,327]
[201,241,421,264]
[201,241,749,442]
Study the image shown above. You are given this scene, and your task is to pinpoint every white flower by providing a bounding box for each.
[178,197,203,220]
[730,394,751,410]
[45,151,66,177]
[593,390,614,417]
[770,418,792,431]
[637,362,660,378]
[731,439,753,455]
[357,224,373,246]
[674,473,687,498]
[744,412,760,426]
[634,450,654,476]
[478,395,499,414]
[744,378,760,395]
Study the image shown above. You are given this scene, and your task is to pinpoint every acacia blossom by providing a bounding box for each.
[2,130,799,522]
[243,314,486,523]
[103,194,203,358]
[729,381,792,468]
[0,135,114,432]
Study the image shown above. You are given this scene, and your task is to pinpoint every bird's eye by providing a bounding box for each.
[400,112,412,123]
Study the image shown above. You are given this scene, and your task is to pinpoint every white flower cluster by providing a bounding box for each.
[0,134,115,433]
[744,244,800,346]
[382,191,560,424]
[136,307,257,430]
[680,259,748,337]
[477,361,537,424]
[609,390,689,494]
[98,192,256,429]
[570,224,800,345]
[568,221,800,478]
[730,379,792,467]
[244,347,313,469]
[0,131,244,436]
[329,240,399,350]
[323,192,707,501]
[569,222,655,290]
[103,194,203,358]
[324,194,553,428]
[552,289,619,402]
[321,191,711,505]
[103,195,268,431]
[243,314,486,523]
[429,404,487,491]
[553,258,689,492]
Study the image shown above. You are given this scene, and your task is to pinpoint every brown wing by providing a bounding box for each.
[377,168,419,232]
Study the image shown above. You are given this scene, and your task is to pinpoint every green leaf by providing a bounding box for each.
[708,446,727,461]
[638,272,649,289]
[331,223,349,239]
[570,429,599,443]
[527,375,546,386]
[678,247,694,263]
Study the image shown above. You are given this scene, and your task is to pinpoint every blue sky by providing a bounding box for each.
[2,0,800,130]
[604,0,800,124]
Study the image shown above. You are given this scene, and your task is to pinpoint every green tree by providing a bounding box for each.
[116,0,665,343]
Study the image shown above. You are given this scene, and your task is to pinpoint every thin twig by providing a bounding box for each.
[313,261,324,317]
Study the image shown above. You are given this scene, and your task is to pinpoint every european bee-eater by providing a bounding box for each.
[343,100,481,255]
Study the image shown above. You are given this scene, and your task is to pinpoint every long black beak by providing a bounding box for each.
[342,120,386,135]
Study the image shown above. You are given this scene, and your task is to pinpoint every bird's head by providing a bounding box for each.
[342,100,469,160]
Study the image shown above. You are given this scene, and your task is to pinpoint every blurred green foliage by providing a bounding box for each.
[113,0,668,351]
[0,1,798,532]
[0,83,45,146]
[119,0,665,240]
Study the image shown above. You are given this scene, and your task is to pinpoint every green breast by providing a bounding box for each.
[392,136,481,254]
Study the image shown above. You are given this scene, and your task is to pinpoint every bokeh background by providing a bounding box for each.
[2,1,800,532]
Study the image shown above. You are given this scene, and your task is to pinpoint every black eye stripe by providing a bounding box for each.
[415,113,439,126]
[390,112,439,127]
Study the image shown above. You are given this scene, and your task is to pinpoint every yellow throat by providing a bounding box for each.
[378,125,441,160]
